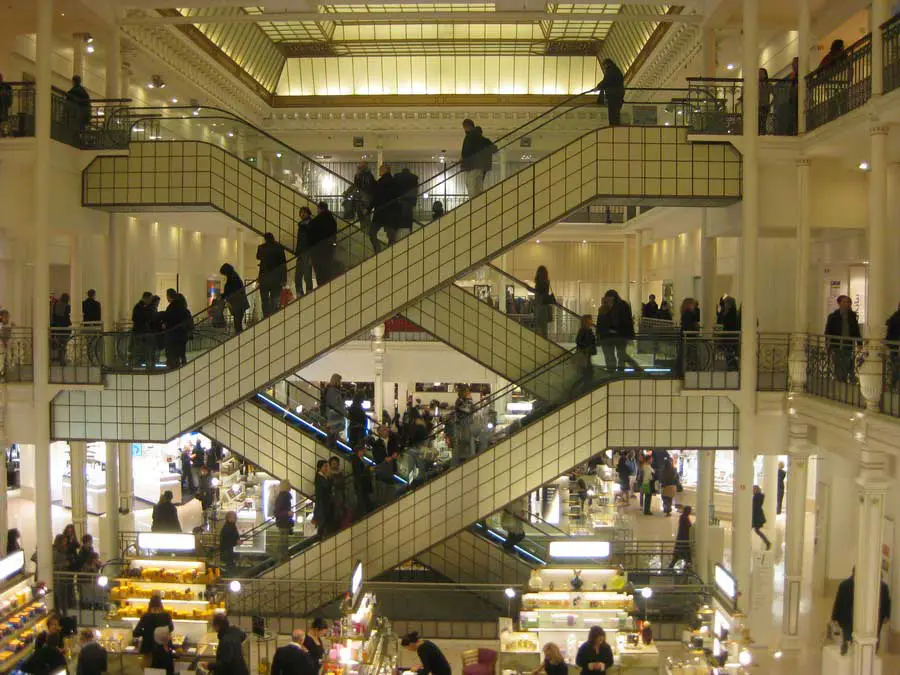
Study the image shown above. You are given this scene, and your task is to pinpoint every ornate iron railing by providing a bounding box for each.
[884,13,900,94]
[806,34,872,131]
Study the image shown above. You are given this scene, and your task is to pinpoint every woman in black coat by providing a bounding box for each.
[751,485,771,550]
[220,263,249,334]
[576,626,614,675]
[401,632,451,675]
[219,511,240,568]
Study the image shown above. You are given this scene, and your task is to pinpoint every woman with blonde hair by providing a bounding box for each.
[531,642,568,675]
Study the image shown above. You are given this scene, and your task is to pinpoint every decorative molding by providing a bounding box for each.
[271,93,581,109]
[120,17,269,123]
[628,21,701,91]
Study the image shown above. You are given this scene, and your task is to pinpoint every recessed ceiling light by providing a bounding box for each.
[275,152,283,158]
[859,161,869,171]
[227,131,234,137]
[582,240,587,244]
[535,239,541,244]
[726,63,736,71]
[171,97,178,104]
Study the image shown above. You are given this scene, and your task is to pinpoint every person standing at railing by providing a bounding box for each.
[818,39,846,69]
[130,292,155,368]
[598,290,638,373]
[461,118,497,198]
[668,505,693,569]
[294,207,314,297]
[81,289,101,325]
[824,295,861,383]
[66,75,91,142]
[220,263,249,334]
[719,296,740,371]
[533,266,553,338]
[596,59,625,126]
[642,294,659,319]
[774,58,800,136]
[257,233,287,318]
[758,68,773,135]
[50,293,71,366]
[162,289,191,370]
[657,301,673,321]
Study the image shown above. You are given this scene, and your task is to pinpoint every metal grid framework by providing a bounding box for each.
[59,126,740,443]
[180,6,286,91]
[416,529,533,584]
[238,380,736,613]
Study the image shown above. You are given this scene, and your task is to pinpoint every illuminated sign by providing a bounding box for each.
[714,564,736,601]
[350,560,364,606]
[0,551,25,582]
[548,540,611,559]
[137,533,197,552]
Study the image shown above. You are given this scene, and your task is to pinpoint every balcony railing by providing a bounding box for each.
[804,335,865,409]
[806,34,873,131]
[0,82,35,138]
[885,13,900,94]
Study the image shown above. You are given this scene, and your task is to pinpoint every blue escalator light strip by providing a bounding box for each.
[473,523,546,564]
[254,393,407,485]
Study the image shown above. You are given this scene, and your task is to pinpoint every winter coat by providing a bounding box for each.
[257,239,287,285]
[461,127,496,172]
[751,492,766,529]
[825,308,861,339]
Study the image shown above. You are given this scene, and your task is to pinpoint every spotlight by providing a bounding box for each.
[97,575,109,588]
[738,649,752,667]
[85,44,95,54]
[275,152,283,158]
[171,98,179,104]
[726,63,736,71]
[504,587,516,599]
[227,131,234,137]
[640,587,653,599]
[229,580,241,593]
[858,161,870,171]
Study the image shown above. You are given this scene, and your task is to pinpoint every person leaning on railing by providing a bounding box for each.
[886,302,900,389]
[824,295,861,383]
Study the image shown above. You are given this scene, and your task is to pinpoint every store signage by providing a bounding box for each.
[137,533,196,552]
[0,551,25,582]
[350,560,364,607]
[714,564,736,601]
[548,540,611,559]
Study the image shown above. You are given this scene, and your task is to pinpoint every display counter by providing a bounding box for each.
[61,478,107,515]
[0,553,50,674]
[134,470,183,504]
[94,625,218,671]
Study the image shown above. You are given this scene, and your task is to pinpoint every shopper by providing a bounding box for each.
[293,207,314,297]
[313,460,332,537]
[825,295,861,383]
[595,58,625,126]
[751,485,772,551]
[206,614,249,675]
[658,301,673,321]
[257,232,287,318]
[0,74,12,131]
[308,202,338,285]
[758,68,772,134]
[400,631,451,675]
[23,614,67,675]
[501,496,527,550]
[62,523,80,560]
[162,289,191,370]
[776,461,787,515]
[669,506,693,569]
[831,568,892,655]
[132,594,175,667]
[533,265,553,338]
[659,458,679,516]
[452,386,476,466]
[347,391,368,449]
[82,290,101,324]
[615,453,632,505]
[348,161,377,232]
[181,445,196,494]
[6,528,21,555]
[639,457,654,516]
[323,373,346,447]
[303,618,329,673]
[460,119,496,198]
[50,293,72,365]
[151,491,182,532]
[574,314,597,385]
[150,626,175,675]
[274,480,295,542]
[76,628,108,675]
[575,626,614,675]
[350,444,374,518]
[530,642,567,675]
[329,456,350,529]
[72,533,97,571]
[219,263,249,334]
[394,167,419,240]
[371,164,400,251]
[271,629,314,675]
[818,39,846,69]
[218,511,240,569]
[642,294,659,319]
[66,75,91,140]
[51,535,72,614]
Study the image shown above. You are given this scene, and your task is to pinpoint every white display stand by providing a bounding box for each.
[61,478,107,514]
[821,644,882,675]
[133,469,183,504]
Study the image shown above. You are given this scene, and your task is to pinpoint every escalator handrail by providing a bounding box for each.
[481,263,584,325]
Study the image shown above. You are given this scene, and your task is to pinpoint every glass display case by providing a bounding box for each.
[0,552,49,674]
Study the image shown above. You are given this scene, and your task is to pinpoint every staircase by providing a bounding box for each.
[53,126,740,442]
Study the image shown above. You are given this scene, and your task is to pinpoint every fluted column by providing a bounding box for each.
[789,159,811,390]
[69,441,88,539]
[694,449,715,582]
[104,443,119,560]
[797,0,810,134]
[373,324,386,426]
[781,417,810,652]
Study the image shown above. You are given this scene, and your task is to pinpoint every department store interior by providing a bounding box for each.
[1,0,900,674]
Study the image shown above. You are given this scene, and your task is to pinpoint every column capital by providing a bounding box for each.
[869,123,890,137]
[795,157,810,168]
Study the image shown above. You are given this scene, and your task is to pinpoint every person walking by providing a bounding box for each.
[205,614,249,675]
[347,161,377,235]
[257,233,287,317]
[271,629,314,675]
[308,202,338,285]
[669,506,693,569]
[575,626,614,675]
[776,461,786,515]
[219,511,240,569]
[350,444,374,518]
[151,491,181,532]
[615,452,633,505]
[460,118,496,198]
[639,457,654,516]
[294,206,314,297]
[82,290,101,325]
[533,265,553,338]
[393,167,419,241]
[313,460,332,538]
[658,457,678,516]
[751,485,772,550]
[825,295,861,383]
[371,164,400,251]
[596,59,625,126]
[400,632,451,675]
[220,264,249,334]
[831,568,892,655]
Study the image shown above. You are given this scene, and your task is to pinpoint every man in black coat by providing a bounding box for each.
[350,444,374,518]
[642,294,659,319]
[82,289,101,324]
[207,615,249,675]
[162,289,191,370]
[308,201,338,285]
[271,630,315,675]
[393,167,419,237]
[257,232,287,317]
[600,289,639,372]
[824,295,861,383]
[596,58,625,125]
[371,164,401,252]
[76,628,108,675]
[460,119,496,198]
[831,569,892,654]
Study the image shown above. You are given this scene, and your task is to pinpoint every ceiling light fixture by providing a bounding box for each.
[858,161,870,171]
[171,97,178,104]
[726,63,736,71]
[147,75,166,89]
[275,152,283,158]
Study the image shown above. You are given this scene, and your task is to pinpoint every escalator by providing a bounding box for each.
[53,91,741,443]
[224,333,691,615]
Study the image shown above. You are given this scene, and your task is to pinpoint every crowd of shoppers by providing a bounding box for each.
[129,288,193,369]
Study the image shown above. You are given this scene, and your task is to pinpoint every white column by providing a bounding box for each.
[69,441,88,539]
[852,448,889,675]
[781,439,810,651]
[118,443,133,514]
[621,237,630,304]
[33,0,53,587]
[872,0,887,96]
[372,324,385,425]
[634,231,644,311]
[795,159,811,332]
[72,33,84,78]
[700,211,718,327]
[733,0,759,609]
[761,454,778,529]
[867,125,889,337]
[68,235,81,316]
[694,450,715,582]
[104,442,120,561]
[797,0,810,134]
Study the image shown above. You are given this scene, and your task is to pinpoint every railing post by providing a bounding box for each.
[858,340,885,411]
[788,333,808,392]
